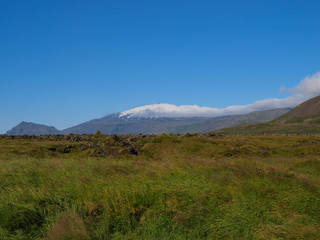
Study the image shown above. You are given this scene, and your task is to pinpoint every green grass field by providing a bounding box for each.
[1,133,320,239]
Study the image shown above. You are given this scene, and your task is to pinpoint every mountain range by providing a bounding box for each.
[6,95,320,136]
[5,108,290,135]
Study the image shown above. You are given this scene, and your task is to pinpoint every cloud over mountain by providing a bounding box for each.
[120,72,320,118]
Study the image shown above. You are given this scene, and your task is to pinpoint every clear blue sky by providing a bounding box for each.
[1,0,320,133]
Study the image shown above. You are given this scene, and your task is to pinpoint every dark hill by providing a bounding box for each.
[6,122,60,135]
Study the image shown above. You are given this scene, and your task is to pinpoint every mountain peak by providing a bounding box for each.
[6,122,60,136]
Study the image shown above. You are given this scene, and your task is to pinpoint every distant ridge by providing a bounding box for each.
[193,108,291,133]
[6,108,289,135]
[6,121,60,136]
[61,108,289,134]
[217,95,320,135]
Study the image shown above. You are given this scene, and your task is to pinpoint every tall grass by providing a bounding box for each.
[0,134,320,239]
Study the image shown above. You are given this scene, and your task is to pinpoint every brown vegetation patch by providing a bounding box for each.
[45,212,89,240]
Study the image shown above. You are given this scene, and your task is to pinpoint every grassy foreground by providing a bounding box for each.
[1,133,320,239]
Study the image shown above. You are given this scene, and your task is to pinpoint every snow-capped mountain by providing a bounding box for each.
[118,103,221,118]
[119,103,244,119]
[118,99,297,119]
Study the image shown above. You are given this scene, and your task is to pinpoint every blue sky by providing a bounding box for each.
[1,0,320,133]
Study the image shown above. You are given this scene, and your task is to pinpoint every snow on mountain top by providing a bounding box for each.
[118,96,303,119]
[119,103,222,118]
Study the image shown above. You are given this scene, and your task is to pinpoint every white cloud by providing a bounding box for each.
[120,72,320,118]
[292,72,320,95]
